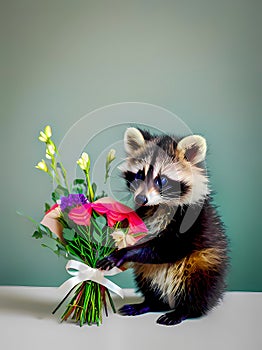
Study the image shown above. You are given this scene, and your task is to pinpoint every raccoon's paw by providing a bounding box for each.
[118,303,151,316]
[97,250,126,270]
[96,255,118,270]
[156,311,187,326]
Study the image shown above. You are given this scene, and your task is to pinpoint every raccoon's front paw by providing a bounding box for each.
[97,255,118,270]
[118,303,151,316]
[97,250,126,270]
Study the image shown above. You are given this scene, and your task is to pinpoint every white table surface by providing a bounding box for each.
[0,286,261,350]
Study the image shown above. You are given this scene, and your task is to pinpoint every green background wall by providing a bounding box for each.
[0,0,261,291]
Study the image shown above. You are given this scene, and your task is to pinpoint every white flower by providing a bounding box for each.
[104,149,116,183]
[47,143,55,155]
[106,149,116,164]
[77,152,90,171]
[111,230,137,250]
[45,142,56,159]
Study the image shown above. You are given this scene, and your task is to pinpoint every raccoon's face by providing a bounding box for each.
[120,127,209,207]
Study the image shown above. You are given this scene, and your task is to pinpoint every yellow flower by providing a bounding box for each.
[77,152,90,172]
[35,159,48,172]
[44,125,52,138]
[38,131,48,142]
[38,125,52,142]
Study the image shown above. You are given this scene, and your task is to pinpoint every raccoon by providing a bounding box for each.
[97,127,229,326]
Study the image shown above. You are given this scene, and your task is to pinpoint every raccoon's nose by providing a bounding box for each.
[135,194,148,206]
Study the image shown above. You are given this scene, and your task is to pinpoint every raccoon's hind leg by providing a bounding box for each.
[119,282,170,316]
[156,310,190,326]
[157,247,228,326]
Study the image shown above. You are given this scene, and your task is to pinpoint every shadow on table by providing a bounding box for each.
[0,288,58,319]
[0,287,143,320]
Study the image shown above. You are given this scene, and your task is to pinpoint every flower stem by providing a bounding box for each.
[85,171,94,202]
[52,286,75,315]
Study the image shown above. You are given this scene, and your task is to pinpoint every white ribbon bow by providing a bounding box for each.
[59,260,124,299]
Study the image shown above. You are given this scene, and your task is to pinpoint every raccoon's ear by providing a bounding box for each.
[177,135,207,165]
[124,127,145,154]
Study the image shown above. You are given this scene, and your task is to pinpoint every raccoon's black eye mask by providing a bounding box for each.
[135,169,144,181]
[124,170,143,190]
[125,167,190,200]
[127,168,169,191]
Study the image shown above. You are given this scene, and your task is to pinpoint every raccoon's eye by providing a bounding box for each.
[160,176,168,186]
[154,176,168,188]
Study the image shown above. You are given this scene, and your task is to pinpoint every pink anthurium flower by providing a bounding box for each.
[41,204,64,242]
[91,197,148,234]
[68,204,93,226]
[67,197,148,236]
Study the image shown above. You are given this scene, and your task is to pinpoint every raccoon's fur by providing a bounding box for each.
[98,127,229,326]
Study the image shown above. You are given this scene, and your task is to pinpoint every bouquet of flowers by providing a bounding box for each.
[28,125,148,326]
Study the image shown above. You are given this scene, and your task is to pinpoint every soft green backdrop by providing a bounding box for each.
[0,0,261,291]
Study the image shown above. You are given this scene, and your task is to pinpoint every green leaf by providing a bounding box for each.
[39,224,52,236]
[52,191,59,203]
[92,230,101,244]
[95,190,108,200]
[71,179,87,194]
[36,226,46,238]
[52,244,67,257]
[55,185,69,198]
[73,179,85,185]
[57,184,69,196]
[41,242,58,253]
[53,248,61,256]
[16,211,39,226]
[44,202,51,212]
[32,230,42,239]
[41,243,49,249]
[63,228,75,241]
[94,215,106,229]
[52,185,69,202]
[71,185,84,194]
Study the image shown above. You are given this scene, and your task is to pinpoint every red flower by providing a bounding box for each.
[68,197,148,234]
[92,198,148,234]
